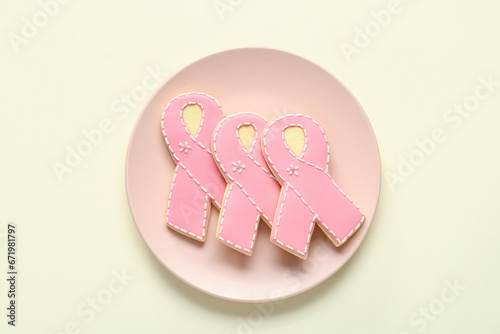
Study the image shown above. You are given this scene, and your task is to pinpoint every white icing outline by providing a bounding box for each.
[180,102,204,138]
[282,123,307,158]
[236,122,258,153]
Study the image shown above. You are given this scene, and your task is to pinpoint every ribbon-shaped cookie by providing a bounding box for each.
[262,114,364,259]
[212,113,281,255]
[161,92,226,241]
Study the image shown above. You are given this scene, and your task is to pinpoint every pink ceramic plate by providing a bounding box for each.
[125,48,380,302]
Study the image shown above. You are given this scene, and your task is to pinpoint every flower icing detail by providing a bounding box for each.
[232,160,246,173]
[179,141,191,153]
[287,164,299,176]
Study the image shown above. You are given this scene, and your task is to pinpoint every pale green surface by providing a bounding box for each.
[1,0,499,333]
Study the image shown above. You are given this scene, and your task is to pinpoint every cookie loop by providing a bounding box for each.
[262,114,365,259]
[161,92,227,241]
[212,113,281,255]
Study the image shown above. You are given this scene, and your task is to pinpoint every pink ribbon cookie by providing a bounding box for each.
[212,113,281,255]
[161,92,226,241]
[262,114,365,259]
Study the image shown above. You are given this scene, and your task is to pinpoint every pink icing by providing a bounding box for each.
[262,114,365,259]
[212,113,281,255]
[161,92,226,241]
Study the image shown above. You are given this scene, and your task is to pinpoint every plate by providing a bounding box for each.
[125,47,381,302]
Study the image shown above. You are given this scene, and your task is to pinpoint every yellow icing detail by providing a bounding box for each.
[182,104,202,136]
[284,126,305,156]
[238,125,255,149]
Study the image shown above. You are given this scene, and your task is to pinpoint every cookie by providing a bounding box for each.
[161,92,226,241]
[212,112,281,255]
[262,114,365,259]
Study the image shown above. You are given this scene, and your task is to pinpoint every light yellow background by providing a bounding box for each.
[1,0,499,333]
